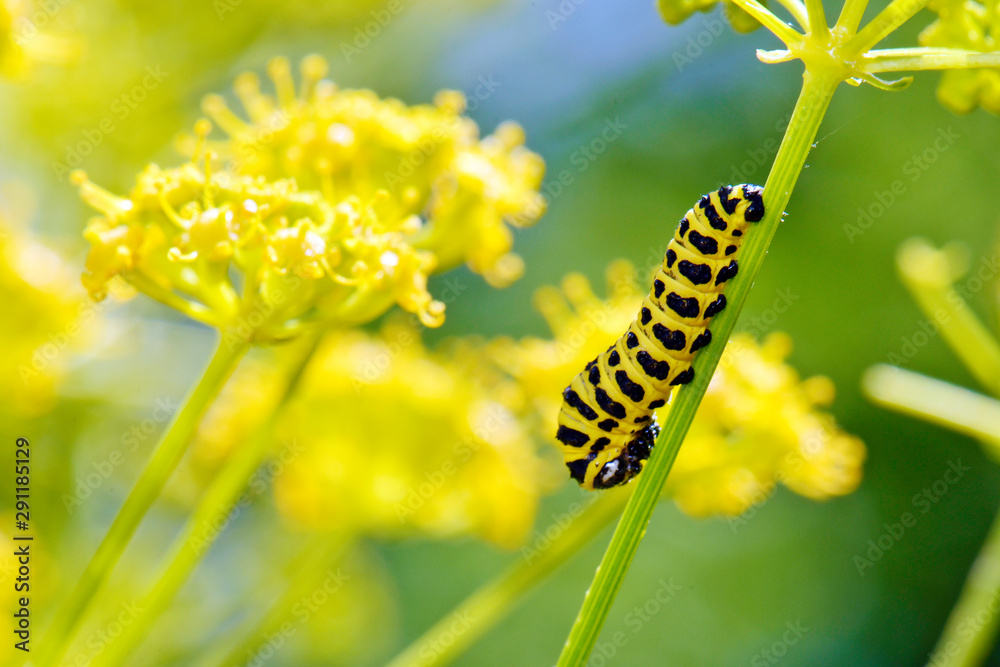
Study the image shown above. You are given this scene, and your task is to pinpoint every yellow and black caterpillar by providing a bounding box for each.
[556,184,765,490]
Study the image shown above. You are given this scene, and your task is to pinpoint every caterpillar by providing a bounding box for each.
[555,184,765,490]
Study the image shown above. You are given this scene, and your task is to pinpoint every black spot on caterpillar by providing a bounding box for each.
[555,184,765,490]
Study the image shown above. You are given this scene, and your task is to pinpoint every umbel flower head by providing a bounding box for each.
[921,0,1000,113]
[247,320,545,549]
[183,55,547,287]
[75,160,446,342]
[490,262,865,517]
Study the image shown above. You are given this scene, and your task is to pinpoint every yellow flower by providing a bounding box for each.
[184,55,547,287]
[656,0,763,33]
[920,0,1000,113]
[261,320,544,549]
[1,183,98,417]
[74,161,446,340]
[492,262,866,516]
[0,0,77,78]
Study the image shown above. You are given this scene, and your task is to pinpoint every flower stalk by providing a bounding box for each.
[87,332,324,667]
[556,64,842,667]
[387,489,632,667]
[36,336,250,667]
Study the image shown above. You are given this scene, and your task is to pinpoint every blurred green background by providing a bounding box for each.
[5,0,1000,665]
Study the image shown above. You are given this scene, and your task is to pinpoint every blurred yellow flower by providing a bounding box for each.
[267,320,544,549]
[920,0,1000,113]
[1,184,98,417]
[74,161,446,341]
[0,0,77,78]
[491,262,866,516]
[656,0,762,34]
[184,55,546,286]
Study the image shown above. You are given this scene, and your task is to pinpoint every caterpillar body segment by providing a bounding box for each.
[556,184,765,490]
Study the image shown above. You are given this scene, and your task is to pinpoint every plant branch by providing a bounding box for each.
[729,0,805,46]
[863,365,1000,451]
[863,49,1000,72]
[845,0,933,56]
[88,332,324,667]
[36,336,249,667]
[386,489,632,667]
[554,65,842,667]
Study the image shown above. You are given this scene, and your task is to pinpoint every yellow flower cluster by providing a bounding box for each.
[204,321,545,549]
[656,0,762,34]
[75,162,444,339]
[921,0,1000,113]
[186,55,547,287]
[1,187,94,417]
[491,262,866,517]
[77,55,546,339]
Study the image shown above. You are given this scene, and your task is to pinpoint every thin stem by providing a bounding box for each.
[775,0,812,33]
[897,240,1000,396]
[863,49,1000,72]
[210,535,351,667]
[844,0,933,56]
[555,66,842,667]
[36,336,250,667]
[834,0,870,35]
[386,489,632,667]
[863,365,1000,451]
[927,509,1000,667]
[804,0,829,39]
[729,0,805,46]
[88,332,324,667]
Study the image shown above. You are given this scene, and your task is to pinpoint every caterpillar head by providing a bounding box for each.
[591,420,660,489]
[731,184,765,223]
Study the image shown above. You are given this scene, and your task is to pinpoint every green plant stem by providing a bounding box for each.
[210,534,351,667]
[864,49,1000,72]
[89,333,323,667]
[37,336,250,667]
[897,241,1000,396]
[386,489,632,667]
[863,365,1000,451]
[845,0,931,55]
[834,0,869,33]
[927,509,1000,667]
[555,65,841,667]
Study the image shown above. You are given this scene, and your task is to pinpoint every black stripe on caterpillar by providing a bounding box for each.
[555,184,765,490]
